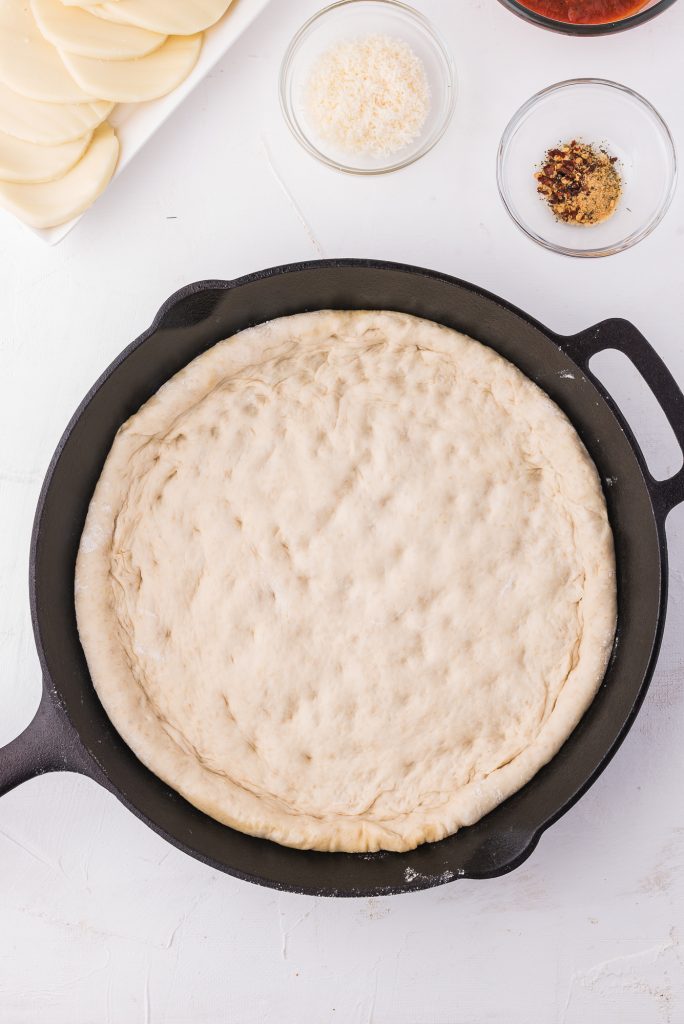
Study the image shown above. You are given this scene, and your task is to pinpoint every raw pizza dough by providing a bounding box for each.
[75,311,617,853]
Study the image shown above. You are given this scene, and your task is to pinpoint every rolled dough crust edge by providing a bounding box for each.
[75,311,617,854]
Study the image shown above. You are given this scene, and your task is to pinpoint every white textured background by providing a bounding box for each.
[1,1,683,1021]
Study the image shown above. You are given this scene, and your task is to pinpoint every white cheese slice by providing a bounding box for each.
[0,127,91,183]
[0,82,112,145]
[79,0,232,36]
[0,120,118,227]
[0,1,96,103]
[31,0,166,60]
[59,34,202,103]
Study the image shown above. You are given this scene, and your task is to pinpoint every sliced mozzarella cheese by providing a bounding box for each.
[0,127,91,183]
[31,0,166,60]
[59,34,202,103]
[0,121,118,227]
[81,0,232,36]
[0,82,112,145]
[0,1,96,103]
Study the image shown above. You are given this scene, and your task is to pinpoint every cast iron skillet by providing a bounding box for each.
[2,260,683,897]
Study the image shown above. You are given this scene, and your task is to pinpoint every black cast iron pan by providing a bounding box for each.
[2,260,683,897]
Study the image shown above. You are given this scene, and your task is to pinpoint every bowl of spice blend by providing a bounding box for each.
[497,0,678,35]
[497,79,677,258]
[279,0,456,174]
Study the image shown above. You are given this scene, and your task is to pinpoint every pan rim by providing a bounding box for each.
[28,259,667,896]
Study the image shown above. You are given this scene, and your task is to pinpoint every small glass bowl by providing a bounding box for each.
[279,0,456,174]
[497,0,678,35]
[497,79,677,258]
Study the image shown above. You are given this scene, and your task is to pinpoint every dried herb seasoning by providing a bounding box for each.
[535,140,622,225]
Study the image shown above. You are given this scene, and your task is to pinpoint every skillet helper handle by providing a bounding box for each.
[562,317,684,521]
[0,684,91,798]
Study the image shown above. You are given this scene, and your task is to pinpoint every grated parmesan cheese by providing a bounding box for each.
[305,34,430,158]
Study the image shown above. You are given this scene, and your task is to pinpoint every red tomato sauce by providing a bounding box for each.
[516,0,648,23]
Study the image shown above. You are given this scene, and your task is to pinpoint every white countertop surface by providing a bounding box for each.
[1,1,683,1020]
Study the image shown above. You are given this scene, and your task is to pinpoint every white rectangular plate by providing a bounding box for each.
[27,0,272,246]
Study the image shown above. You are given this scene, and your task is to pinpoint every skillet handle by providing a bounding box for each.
[561,317,684,521]
[0,683,92,798]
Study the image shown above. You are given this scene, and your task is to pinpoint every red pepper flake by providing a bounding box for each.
[534,140,622,225]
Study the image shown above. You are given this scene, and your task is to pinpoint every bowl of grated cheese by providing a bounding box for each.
[279,0,456,174]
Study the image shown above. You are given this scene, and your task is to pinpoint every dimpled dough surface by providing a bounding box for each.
[75,311,616,853]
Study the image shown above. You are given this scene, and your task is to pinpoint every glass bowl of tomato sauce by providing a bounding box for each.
[498,0,678,34]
